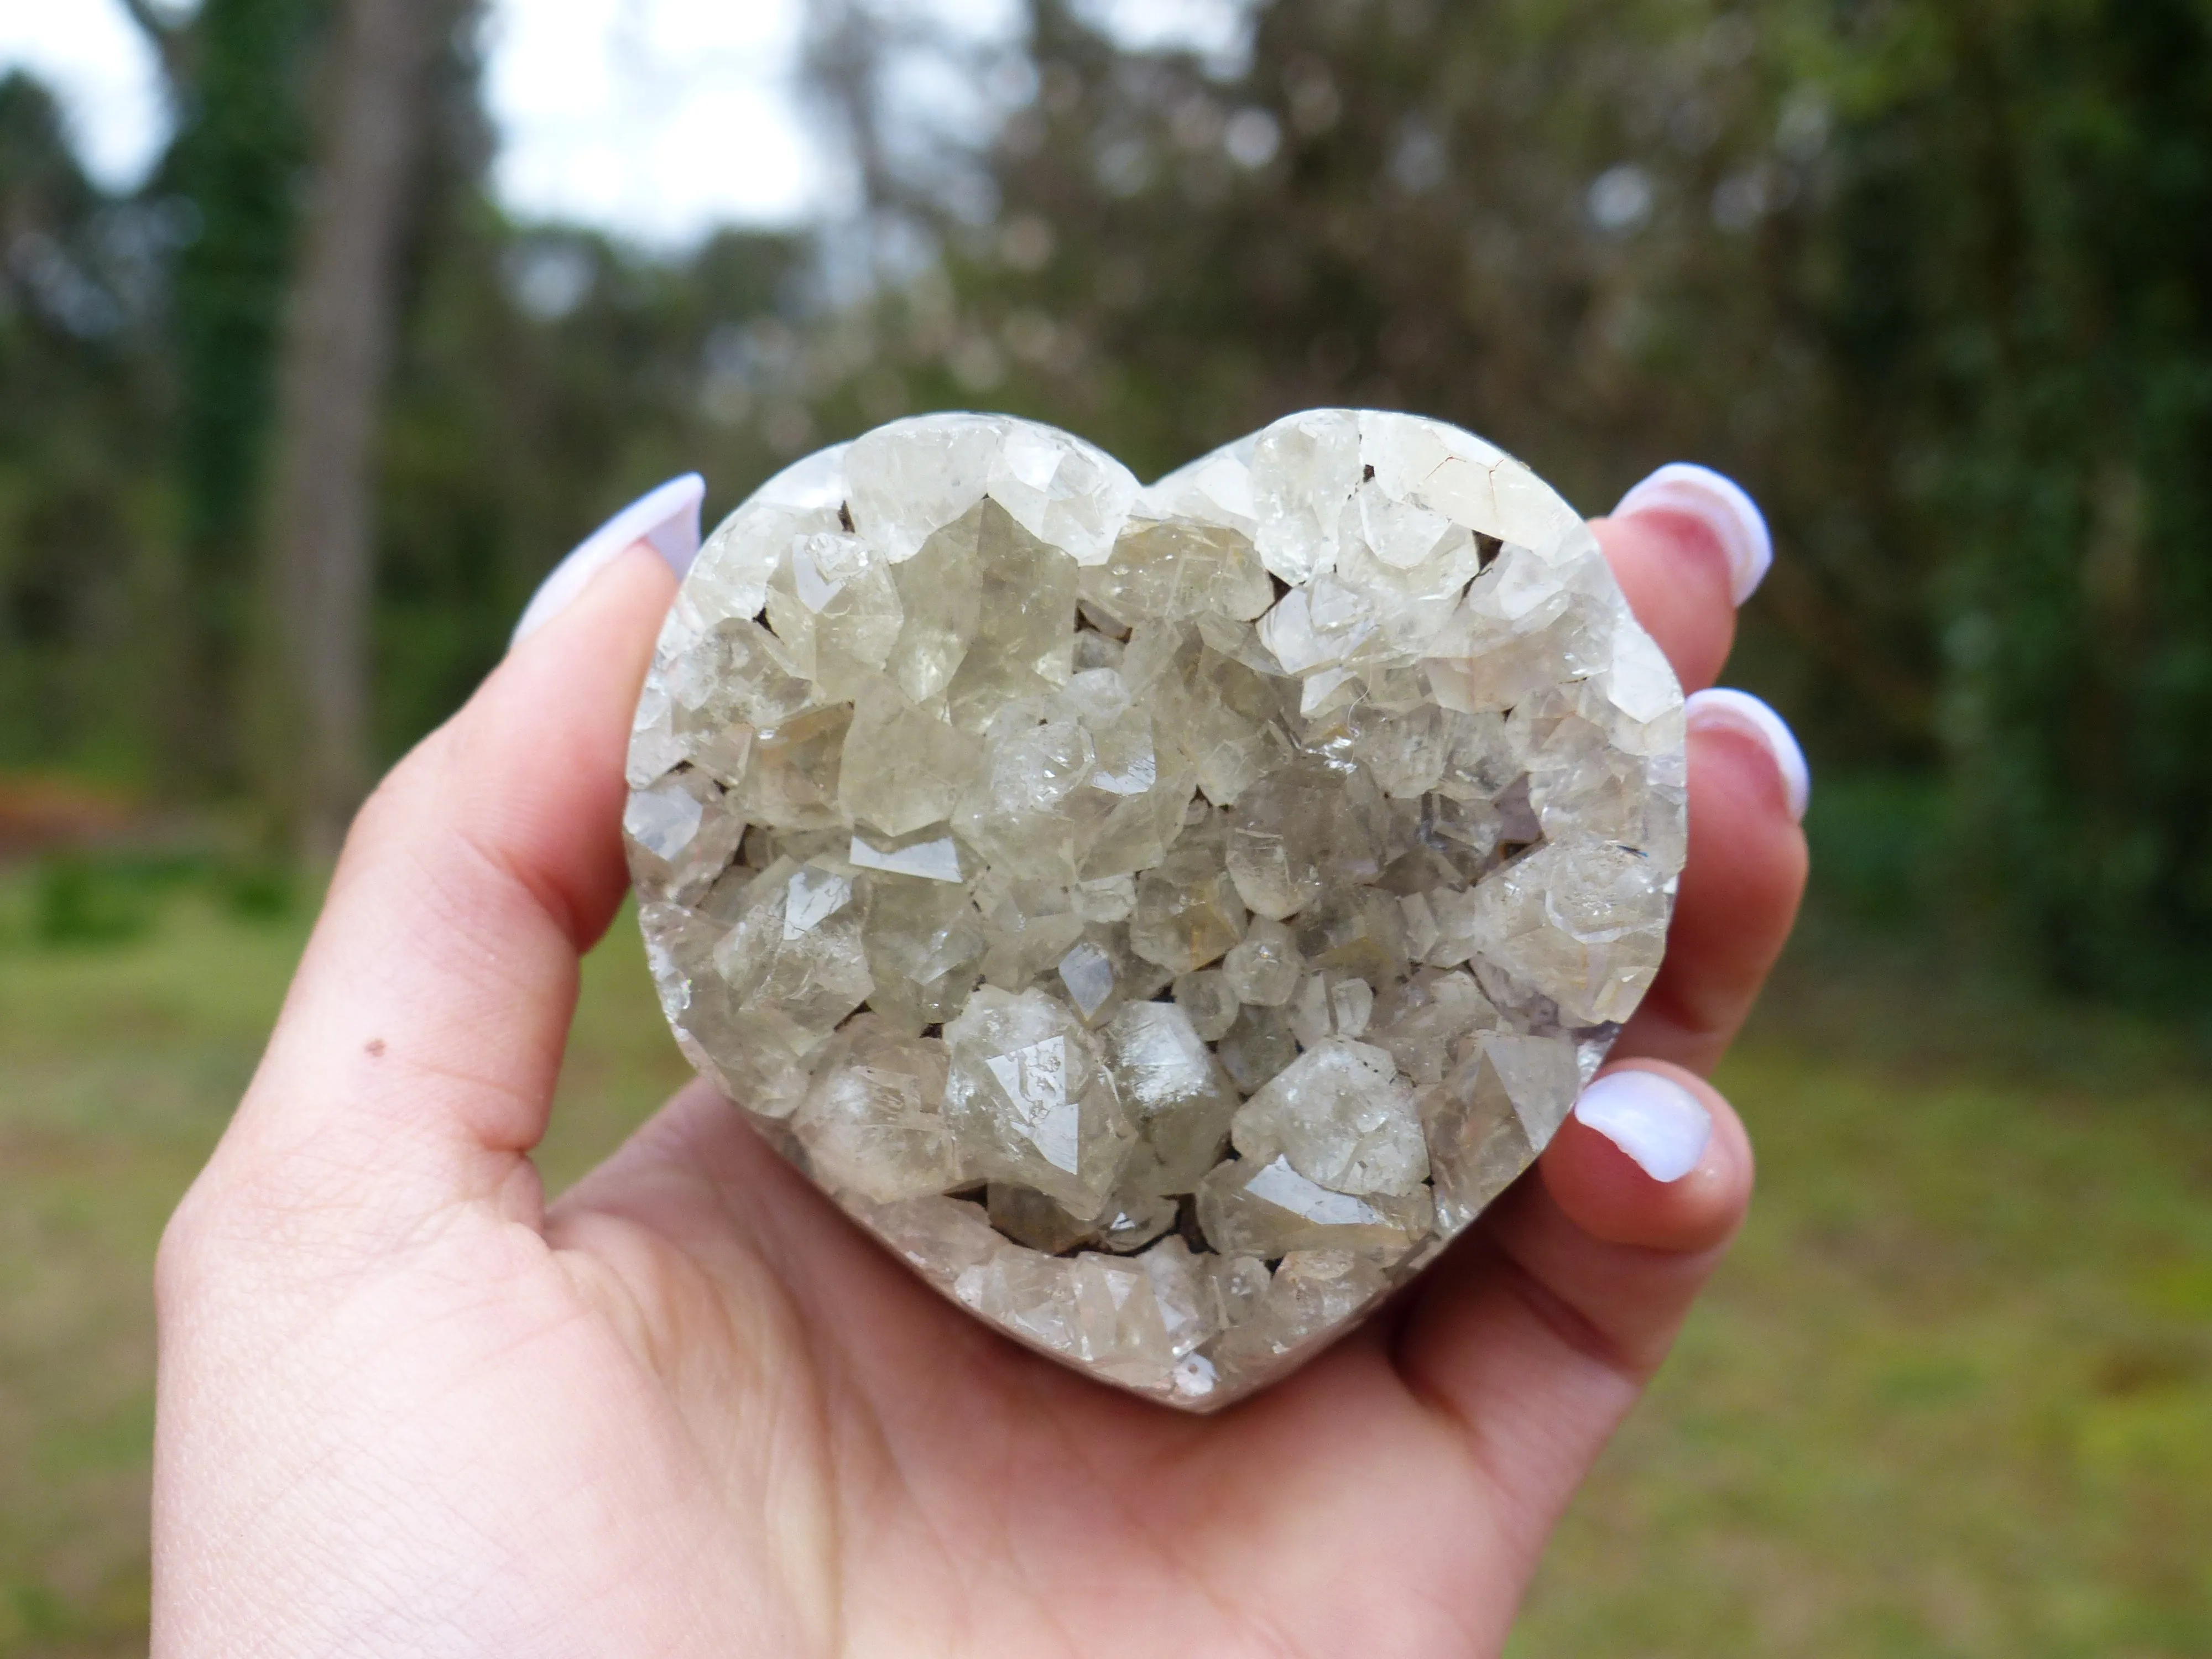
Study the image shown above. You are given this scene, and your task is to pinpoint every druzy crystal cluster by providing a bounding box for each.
[624,410,1687,1410]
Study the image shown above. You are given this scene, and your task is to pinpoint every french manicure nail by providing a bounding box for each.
[1686,687,1812,822]
[1613,462,1773,606]
[1575,1070,1713,1183]
[510,473,707,647]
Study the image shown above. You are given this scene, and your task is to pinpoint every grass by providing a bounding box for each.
[1513,1024,2212,1656]
[0,875,2208,1656]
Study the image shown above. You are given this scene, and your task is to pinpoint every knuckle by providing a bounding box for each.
[154,1171,226,1315]
[342,732,447,856]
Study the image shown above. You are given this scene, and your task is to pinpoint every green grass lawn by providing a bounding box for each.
[1,881,2207,1657]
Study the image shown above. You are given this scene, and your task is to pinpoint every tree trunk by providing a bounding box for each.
[265,0,446,860]
[140,0,328,798]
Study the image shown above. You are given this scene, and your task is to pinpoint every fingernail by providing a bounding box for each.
[1686,687,1812,822]
[1613,462,1773,605]
[511,474,706,647]
[1575,1070,1713,1183]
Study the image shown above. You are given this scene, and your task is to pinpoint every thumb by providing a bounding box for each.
[182,524,681,1255]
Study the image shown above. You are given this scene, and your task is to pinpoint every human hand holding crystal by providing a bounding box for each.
[151,464,1807,1657]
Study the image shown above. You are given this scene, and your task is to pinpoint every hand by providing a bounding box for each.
[151,471,1807,1657]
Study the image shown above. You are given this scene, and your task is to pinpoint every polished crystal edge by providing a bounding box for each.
[625,409,1687,1411]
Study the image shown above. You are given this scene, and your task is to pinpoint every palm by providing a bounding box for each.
[155,515,1802,1658]
[341,1079,1541,1656]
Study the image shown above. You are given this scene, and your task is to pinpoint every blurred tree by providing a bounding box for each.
[4,0,2204,1005]
[372,212,807,762]
[131,0,330,790]
[0,72,170,776]
[1810,0,2212,996]
[0,24,811,816]
[265,0,460,858]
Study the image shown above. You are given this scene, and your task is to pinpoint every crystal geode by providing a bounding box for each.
[624,410,1687,1410]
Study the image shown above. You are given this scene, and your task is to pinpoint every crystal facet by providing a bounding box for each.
[628,411,1686,1410]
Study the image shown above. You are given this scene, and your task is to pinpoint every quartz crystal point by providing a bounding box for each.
[628,410,1686,1410]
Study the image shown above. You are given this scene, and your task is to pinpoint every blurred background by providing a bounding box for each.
[0,0,2207,1652]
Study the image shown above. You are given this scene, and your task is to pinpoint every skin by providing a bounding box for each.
[150,503,1807,1658]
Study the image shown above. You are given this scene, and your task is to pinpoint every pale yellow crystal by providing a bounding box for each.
[1290,888,1411,986]
[625,770,744,901]
[1201,1249,1392,1381]
[943,986,1136,1220]
[1128,841,1248,974]
[950,1235,1215,1391]
[861,872,985,1034]
[1230,1037,1430,1197]
[735,705,851,831]
[1215,1000,1299,1094]
[1468,838,1670,1026]
[845,1192,1006,1281]
[839,682,984,838]
[885,508,984,702]
[944,501,1081,728]
[1120,623,1293,807]
[987,1182,1099,1255]
[1081,518,1273,625]
[1368,967,1499,1084]
[764,530,904,699]
[1221,915,1303,1006]
[1102,1000,1240,1193]
[1226,761,1384,919]
[1094,1170,1180,1253]
[1172,968,1240,1041]
[1196,1155,1434,1259]
[1250,409,1361,584]
[709,859,876,1046]
[1422,1030,1580,1234]
[794,1016,961,1203]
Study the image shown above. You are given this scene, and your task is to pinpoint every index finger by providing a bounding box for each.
[1596,464,1809,1072]
[1592,459,1773,692]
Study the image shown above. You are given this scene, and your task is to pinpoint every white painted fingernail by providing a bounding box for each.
[511,473,706,647]
[1575,1070,1712,1183]
[1686,687,1812,822]
[1613,462,1773,605]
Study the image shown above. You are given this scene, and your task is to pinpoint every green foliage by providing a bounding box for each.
[1808,0,2212,999]
[0,74,171,777]
[2,0,2209,1005]
[156,0,330,784]
[29,856,161,946]
[1799,772,1945,934]
[372,211,807,758]
[9,851,296,950]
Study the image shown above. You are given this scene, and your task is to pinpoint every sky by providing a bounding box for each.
[0,4,170,190]
[0,0,1252,248]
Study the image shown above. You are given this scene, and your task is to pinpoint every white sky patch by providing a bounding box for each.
[0,0,1255,244]
[1074,0,1253,70]
[482,0,830,246]
[0,4,171,190]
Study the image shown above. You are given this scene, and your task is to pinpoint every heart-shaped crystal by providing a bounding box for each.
[625,411,1686,1410]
